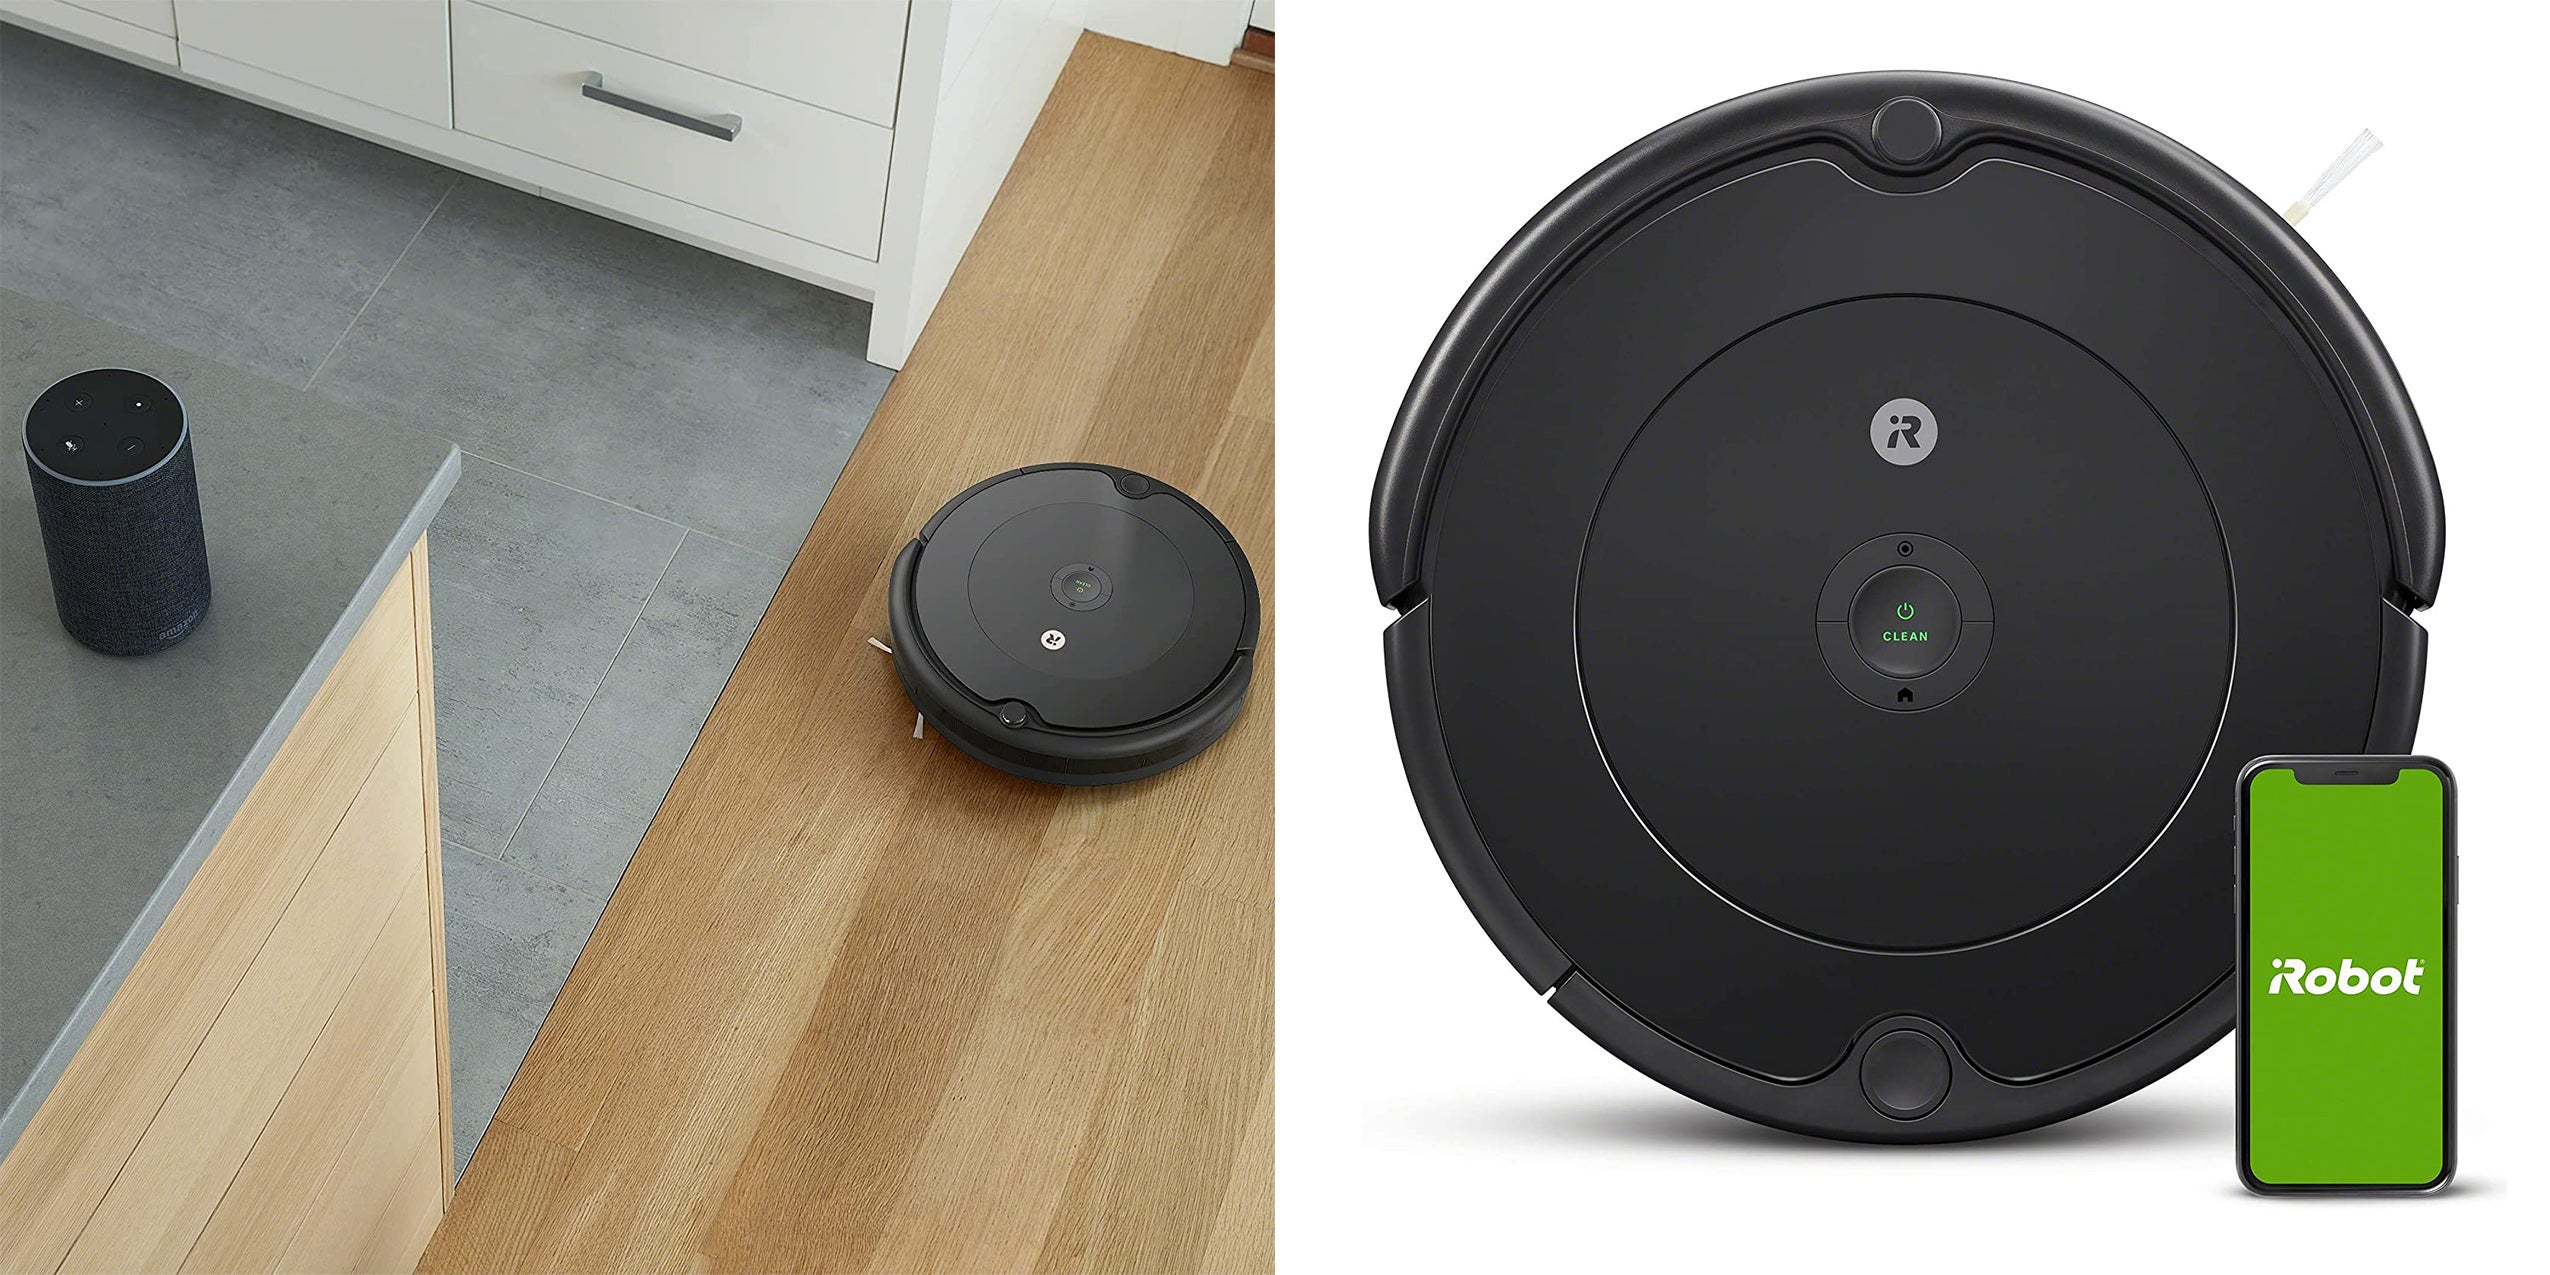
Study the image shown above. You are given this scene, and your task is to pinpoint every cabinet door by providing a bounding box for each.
[175,0,452,127]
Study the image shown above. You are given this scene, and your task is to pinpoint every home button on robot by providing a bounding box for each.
[1860,1029,1951,1120]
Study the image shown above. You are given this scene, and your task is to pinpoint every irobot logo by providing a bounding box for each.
[1870,397,1936,466]
[2265,957,2426,996]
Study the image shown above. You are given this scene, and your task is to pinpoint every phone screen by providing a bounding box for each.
[2239,761,2451,1191]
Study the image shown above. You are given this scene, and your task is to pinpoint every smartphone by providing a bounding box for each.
[2236,756,2454,1194]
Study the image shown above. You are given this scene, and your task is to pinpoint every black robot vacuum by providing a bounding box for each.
[1372,73,2441,1141]
[891,463,1258,785]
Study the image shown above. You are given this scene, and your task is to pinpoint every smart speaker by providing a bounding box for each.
[22,368,211,655]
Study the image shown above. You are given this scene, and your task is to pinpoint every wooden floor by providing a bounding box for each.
[416,36,1272,1274]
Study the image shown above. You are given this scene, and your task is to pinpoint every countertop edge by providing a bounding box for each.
[0,443,462,1155]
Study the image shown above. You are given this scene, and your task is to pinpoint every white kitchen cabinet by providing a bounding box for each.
[0,1,1117,368]
[174,0,453,128]
[453,2,893,257]
[0,0,175,63]
[487,1,907,128]
[64,0,169,35]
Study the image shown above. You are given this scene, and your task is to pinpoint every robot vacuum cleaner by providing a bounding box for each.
[1372,72,2442,1141]
[891,463,1258,785]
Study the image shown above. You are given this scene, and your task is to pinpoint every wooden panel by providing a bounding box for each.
[63,706,427,1270]
[0,560,421,1271]
[414,538,456,1202]
[179,855,432,1269]
[174,0,453,127]
[421,36,1270,1272]
[269,1009,443,1271]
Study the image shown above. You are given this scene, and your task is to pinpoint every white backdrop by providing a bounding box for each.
[1275,1,2535,1268]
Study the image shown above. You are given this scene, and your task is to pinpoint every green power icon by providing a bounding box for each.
[1896,601,1916,621]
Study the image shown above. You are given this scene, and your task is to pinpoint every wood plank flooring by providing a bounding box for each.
[416,35,1272,1273]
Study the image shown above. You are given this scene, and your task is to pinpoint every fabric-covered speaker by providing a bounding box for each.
[22,368,211,656]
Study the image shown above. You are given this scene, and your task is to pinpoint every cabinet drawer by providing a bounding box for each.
[453,1,890,258]
[0,0,178,64]
[174,0,451,127]
[66,0,172,37]
[485,0,905,128]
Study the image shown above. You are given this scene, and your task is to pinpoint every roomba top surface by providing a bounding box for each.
[1373,73,2440,1141]
[891,463,1257,785]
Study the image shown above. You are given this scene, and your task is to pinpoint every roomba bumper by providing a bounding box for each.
[892,463,1259,786]
[1372,72,2441,1141]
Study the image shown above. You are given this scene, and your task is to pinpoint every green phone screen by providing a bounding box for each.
[2242,764,2448,1188]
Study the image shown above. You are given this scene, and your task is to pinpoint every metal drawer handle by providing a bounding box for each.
[577,72,741,141]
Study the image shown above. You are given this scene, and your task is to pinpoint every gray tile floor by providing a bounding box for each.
[2,29,889,1173]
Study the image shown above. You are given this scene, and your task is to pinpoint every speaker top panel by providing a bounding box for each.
[24,368,186,486]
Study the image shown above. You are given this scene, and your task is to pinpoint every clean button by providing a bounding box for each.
[1847,565,1960,678]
